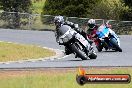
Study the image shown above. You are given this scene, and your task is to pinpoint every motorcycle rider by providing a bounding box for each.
[86,19,101,48]
[54,16,92,55]
[87,19,120,51]
[87,19,98,38]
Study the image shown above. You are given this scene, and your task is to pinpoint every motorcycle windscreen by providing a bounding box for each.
[96,27,109,38]
[58,25,71,36]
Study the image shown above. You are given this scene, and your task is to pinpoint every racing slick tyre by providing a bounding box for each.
[96,45,103,52]
[70,43,89,60]
[88,52,97,59]
[110,38,122,52]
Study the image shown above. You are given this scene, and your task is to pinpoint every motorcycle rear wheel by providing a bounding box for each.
[88,52,97,59]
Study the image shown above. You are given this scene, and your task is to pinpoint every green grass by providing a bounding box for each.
[31,0,56,31]
[0,67,132,88]
[0,42,55,62]
[31,16,55,30]
[32,0,46,14]
[23,0,56,30]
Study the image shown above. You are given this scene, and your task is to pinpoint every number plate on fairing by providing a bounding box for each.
[75,33,90,48]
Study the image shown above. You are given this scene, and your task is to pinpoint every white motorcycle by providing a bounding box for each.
[56,25,97,60]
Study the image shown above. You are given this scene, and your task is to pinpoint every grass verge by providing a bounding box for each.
[32,0,46,14]
[0,67,132,88]
[0,42,55,62]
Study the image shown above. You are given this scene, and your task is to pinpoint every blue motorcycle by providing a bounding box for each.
[96,25,122,52]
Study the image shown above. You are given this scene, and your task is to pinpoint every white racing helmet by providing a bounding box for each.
[87,19,96,29]
[88,19,95,25]
[54,16,64,26]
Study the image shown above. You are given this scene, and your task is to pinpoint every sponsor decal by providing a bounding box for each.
[76,67,131,85]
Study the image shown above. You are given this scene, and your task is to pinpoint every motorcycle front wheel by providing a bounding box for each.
[110,38,122,52]
[70,43,89,60]
[96,45,103,52]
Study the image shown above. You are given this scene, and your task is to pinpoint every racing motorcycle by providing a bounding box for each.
[95,25,122,52]
[56,25,97,60]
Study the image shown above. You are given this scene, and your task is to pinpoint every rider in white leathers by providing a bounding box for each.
[54,16,92,55]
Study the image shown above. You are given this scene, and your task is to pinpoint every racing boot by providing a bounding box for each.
[65,47,72,55]
[88,40,93,45]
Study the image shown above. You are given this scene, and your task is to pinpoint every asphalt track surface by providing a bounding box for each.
[0,29,132,68]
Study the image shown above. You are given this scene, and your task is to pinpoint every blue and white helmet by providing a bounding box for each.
[54,16,64,25]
